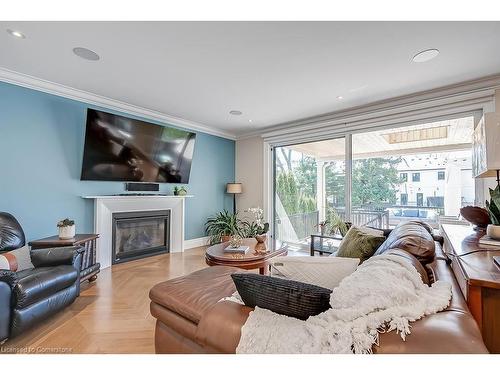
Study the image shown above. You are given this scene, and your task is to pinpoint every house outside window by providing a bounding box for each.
[400,173,407,182]
[412,173,420,182]
[438,171,445,180]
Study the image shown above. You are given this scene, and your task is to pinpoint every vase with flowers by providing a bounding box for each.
[243,207,270,244]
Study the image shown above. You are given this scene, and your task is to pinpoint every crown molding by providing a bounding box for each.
[4,66,499,143]
[0,67,237,141]
[236,73,500,141]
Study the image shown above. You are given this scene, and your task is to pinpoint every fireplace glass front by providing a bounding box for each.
[112,210,170,264]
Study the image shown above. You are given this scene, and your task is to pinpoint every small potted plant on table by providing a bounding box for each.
[486,184,500,240]
[57,218,75,240]
[326,208,350,237]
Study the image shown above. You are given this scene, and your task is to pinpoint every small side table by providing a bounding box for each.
[310,233,342,256]
[205,238,288,275]
[29,234,100,283]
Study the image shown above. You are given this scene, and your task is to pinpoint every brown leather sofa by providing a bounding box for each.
[149,221,488,354]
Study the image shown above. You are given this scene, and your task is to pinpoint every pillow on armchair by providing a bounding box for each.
[0,245,34,272]
[269,256,359,290]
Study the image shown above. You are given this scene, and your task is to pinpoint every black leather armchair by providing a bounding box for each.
[0,212,83,343]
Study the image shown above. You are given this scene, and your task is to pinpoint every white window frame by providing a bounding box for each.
[264,109,485,240]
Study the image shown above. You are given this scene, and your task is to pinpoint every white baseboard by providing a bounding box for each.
[184,236,210,249]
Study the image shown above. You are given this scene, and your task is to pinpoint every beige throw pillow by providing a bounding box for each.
[269,256,360,290]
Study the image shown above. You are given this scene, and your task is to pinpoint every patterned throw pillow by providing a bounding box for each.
[231,273,332,320]
[335,226,386,262]
[0,245,34,271]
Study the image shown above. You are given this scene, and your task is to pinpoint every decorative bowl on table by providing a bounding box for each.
[460,206,491,230]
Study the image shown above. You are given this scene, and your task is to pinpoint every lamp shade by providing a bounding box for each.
[226,183,242,194]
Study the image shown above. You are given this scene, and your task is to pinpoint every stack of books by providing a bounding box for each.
[224,245,250,254]
[479,235,500,247]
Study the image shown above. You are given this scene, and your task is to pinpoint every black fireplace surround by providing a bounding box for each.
[112,210,170,264]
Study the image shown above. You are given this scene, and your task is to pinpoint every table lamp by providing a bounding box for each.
[226,183,242,215]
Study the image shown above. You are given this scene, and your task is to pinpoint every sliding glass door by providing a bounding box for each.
[273,137,345,250]
[271,113,476,249]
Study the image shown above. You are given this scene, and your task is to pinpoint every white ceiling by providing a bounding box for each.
[1,21,500,138]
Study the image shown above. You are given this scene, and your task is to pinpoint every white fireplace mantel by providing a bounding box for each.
[82,195,192,269]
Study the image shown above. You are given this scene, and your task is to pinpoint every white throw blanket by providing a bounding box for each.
[236,254,452,354]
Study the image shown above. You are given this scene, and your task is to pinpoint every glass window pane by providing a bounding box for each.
[352,115,475,229]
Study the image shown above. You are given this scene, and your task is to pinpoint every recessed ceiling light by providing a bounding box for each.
[337,96,344,100]
[73,47,100,61]
[6,29,26,39]
[412,49,439,63]
[248,119,253,123]
[229,110,242,116]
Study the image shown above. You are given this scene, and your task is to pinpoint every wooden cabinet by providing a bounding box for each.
[441,224,500,353]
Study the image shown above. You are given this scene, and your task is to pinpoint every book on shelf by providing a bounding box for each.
[224,245,250,254]
[479,235,500,247]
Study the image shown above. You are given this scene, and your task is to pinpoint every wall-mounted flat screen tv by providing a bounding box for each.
[81,109,196,183]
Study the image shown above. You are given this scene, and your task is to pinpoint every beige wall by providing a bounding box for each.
[235,136,264,218]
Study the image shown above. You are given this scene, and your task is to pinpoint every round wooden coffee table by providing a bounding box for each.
[205,237,287,274]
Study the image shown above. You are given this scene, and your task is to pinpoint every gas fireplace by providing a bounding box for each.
[112,210,170,264]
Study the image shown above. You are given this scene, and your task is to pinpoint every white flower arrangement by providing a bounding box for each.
[247,207,264,225]
[245,207,269,236]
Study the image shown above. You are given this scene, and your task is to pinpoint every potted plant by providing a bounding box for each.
[57,218,75,240]
[486,184,500,240]
[316,220,328,236]
[174,186,187,196]
[325,208,350,237]
[205,210,242,245]
[243,207,270,243]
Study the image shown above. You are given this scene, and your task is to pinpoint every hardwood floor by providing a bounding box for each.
[1,246,208,354]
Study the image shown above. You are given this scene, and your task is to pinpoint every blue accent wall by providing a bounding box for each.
[0,81,235,241]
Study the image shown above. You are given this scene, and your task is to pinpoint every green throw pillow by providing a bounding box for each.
[336,226,386,262]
